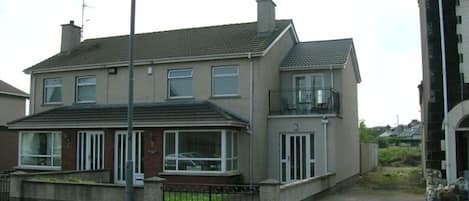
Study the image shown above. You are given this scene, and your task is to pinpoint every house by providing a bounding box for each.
[0,80,28,172]
[419,0,469,184]
[7,0,361,191]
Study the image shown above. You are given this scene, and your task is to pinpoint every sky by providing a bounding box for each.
[0,0,422,127]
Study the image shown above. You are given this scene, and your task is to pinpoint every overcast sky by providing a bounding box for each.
[0,0,422,127]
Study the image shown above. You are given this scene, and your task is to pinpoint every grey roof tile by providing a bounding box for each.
[27,20,292,72]
[280,38,353,68]
[7,101,247,129]
[0,80,28,98]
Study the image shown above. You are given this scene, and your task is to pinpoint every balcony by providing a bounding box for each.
[269,88,340,115]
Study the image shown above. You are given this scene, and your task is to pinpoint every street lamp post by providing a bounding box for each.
[126,0,136,200]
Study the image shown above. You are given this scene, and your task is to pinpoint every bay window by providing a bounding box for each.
[19,131,61,169]
[164,130,238,173]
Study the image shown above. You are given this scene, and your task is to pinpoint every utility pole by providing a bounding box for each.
[126,0,136,200]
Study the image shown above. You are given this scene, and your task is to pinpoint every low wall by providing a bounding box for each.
[22,181,143,201]
[360,143,378,174]
[279,173,335,201]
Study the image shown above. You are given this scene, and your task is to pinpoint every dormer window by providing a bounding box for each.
[44,78,62,104]
[76,76,96,103]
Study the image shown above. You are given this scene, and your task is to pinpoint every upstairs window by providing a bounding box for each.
[44,78,62,104]
[168,69,192,98]
[212,66,239,96]
[76,76,96,103]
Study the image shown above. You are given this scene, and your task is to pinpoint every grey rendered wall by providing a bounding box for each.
[0,94,26,125]
[333,51,360,182]
[31,59,252,119]
[250,30,296,182]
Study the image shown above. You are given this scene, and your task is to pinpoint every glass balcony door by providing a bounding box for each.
[292,74,324,112]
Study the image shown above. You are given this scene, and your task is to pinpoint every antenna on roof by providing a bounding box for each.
[81,0,86,40]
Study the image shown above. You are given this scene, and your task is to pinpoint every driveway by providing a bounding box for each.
[315,184,425,201]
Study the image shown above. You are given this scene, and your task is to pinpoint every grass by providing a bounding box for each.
[359,166,425,194]
[379,146,421,166]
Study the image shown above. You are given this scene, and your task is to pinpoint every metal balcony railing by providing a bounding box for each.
[269,88,340,115]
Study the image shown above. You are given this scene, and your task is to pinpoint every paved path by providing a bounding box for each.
[315,185,425,201]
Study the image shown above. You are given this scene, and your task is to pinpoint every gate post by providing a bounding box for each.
[144,177,166,201]
[259,179,280,201]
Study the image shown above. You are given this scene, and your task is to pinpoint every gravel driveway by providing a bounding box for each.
[315,185,424,201]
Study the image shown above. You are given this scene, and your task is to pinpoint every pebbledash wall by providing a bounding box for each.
[56,127,243,184]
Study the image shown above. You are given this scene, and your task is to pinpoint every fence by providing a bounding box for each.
[163,183,259,201]
[0,174,9,201]
[360,143,378,174]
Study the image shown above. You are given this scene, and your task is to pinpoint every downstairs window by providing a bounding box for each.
[19,131,61,169]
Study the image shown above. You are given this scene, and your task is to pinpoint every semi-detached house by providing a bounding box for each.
[8,0,361,189]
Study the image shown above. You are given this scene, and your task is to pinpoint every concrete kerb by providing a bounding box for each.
[259,179,281,201]
[144,176,166,201]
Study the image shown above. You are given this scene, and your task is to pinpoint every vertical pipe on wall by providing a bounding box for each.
[322,116,329,174]
[248,52,254,185]
[438,0,453,183]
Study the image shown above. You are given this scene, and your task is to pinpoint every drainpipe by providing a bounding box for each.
[248,52,254,185]
[438,0,452,184]
[330,65,334,112]
[322,116,329,174]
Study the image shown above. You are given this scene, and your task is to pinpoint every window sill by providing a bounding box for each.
[159,171,241,177]
[210,95,241,99]
[166,97,195,100]
[15,166,61,171]
[74,101,96,104]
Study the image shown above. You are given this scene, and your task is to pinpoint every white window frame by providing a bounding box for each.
[18,131,62,170]
[43,78,63,104]
[114,130,144,185]
[292,73,325,105]
[76,76,97,103]
[212,66,240,97]
[163,129,239,174]
[167,69,193,99]
[279,133,315,184]
[76,131,104,171]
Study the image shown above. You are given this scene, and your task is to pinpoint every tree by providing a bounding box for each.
[359,120,370,143]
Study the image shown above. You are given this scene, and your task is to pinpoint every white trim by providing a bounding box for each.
[114,130,144,185]
[76,131,104,171]
[162,129,239,174]
[268,114,339,119]
[0,91,29,98]
[261,24,297,56]
[75,76,97,103]
[43,78,63,104]
[18,131,62,169]
[212,65,240,97]
[279,64,345,72]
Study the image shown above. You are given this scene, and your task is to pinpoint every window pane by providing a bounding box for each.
[53,157,61,167]
[53,133,61,155]
[310,135,315,160]
[214,67,238,75]
[227,160,232,171]
[281,135,286,160]
[178,160,221,171]
[169,70,192,78]
[78,85,96,102]
[213,76,238,95]
[78,77,96,85]
[281,163,286,182]
[45,86,62,103]
[169,78,192,97]
[178,132,221,158]
[233,159,238,170]
[22,133,51,155]
[164,160,176,170]
[233,134,238,157]
[226,132,232,158]
[165,132,176,156]
[45,79,61,86]
[21,156,52,166]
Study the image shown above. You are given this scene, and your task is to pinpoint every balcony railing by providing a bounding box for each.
[269,88,340,115]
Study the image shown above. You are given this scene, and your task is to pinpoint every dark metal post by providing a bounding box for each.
[126,0,136,200]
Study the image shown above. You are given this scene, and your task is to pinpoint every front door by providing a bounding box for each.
[77,131,104,170]
[280,134,315,183]
[114,131,144,185]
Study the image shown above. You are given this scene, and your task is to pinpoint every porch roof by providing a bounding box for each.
[7,101,248,129]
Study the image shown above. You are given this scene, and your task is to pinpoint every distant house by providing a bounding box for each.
[7,0,361,195]
[0,80,28,172]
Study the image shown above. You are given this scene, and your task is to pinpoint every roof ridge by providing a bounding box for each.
[83,20,292,42]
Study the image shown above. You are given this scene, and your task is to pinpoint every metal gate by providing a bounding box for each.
[0,175,9,201]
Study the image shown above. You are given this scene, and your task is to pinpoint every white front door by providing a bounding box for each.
[114,131,144,185]
[77,131,104,170]
[280,134,315,183]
